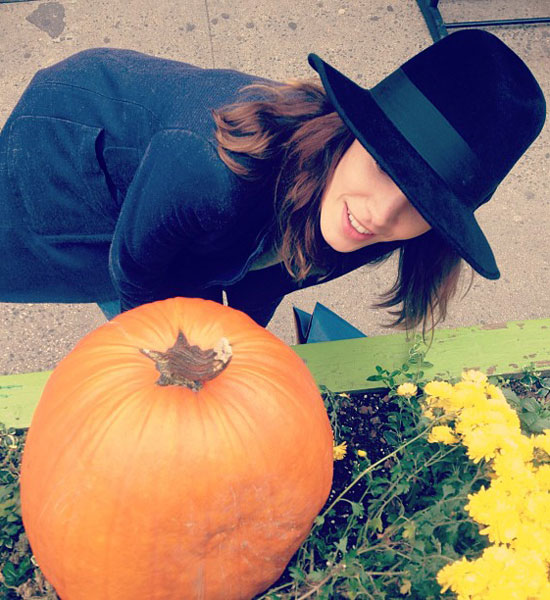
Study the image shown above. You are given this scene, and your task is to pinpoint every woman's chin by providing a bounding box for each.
[324,237,368,253]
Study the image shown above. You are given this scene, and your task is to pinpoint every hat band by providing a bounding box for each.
[370,68,484,205]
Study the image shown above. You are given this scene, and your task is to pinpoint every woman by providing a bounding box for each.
[0,29,545,333]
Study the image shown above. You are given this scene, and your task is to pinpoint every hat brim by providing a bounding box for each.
[308,53,500,280]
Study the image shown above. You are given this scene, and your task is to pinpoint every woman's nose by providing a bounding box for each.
[369,191,407,231]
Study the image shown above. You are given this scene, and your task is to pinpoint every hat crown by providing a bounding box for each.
[396,30,546,203]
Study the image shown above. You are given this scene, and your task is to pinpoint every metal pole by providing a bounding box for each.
[415,0,448,41]
[446,17,550,29]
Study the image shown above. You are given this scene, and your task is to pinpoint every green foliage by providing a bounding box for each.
[365,339,434,389]
[2,555,33,589]
[0,422,31,596]
[500,367,550,435]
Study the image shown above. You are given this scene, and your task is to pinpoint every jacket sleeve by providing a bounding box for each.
[229,292,285,327]
[109,129,237,311]
[225,263,299,327]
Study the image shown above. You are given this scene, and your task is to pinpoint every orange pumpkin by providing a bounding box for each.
[20,297,333,600]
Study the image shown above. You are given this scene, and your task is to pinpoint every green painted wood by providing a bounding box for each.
[0,371,51,429]
[292,318,550,393]
[1,318,550,429]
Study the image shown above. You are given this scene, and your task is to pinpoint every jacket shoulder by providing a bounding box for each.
[27,48,205,101]
[27,49,278,134]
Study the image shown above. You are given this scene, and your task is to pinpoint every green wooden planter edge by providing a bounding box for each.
[2,317,550,429]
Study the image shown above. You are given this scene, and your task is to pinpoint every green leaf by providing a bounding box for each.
[366,374,384,382]
[394,481,410,495]
[308,569,326,583]
[521,397,540,412]
[525,416,550,434]
[383,430,398,445]
[310,534,328,555]
[380,549,396,564]
[502,387,521,408]
[350,502,364,518]
[442,484,455,498]
[335,536,348,554]
[288,566,306,583]
[1,558,31,588]
[368,516,384,533]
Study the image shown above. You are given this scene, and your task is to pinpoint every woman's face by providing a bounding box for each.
[320,139,431,253]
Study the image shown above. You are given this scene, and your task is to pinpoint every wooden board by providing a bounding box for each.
[1,318,550,429]
[293,318,550,393]
[0,371,51,429]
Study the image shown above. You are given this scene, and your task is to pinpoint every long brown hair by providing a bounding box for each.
[212,79,463,332]
[375,231,463,335]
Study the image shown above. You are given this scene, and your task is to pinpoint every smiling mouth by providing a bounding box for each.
[347,208,372,235]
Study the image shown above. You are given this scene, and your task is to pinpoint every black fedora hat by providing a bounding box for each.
[308,29,546,279]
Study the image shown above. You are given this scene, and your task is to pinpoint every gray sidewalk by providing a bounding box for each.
[1,0,549,375]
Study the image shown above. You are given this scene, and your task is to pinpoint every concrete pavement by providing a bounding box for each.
[0,0,549,375]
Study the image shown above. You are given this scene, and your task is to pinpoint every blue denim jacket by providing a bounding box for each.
[0,48,399,326]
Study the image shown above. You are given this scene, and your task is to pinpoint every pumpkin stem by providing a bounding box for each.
[140,331,232,391]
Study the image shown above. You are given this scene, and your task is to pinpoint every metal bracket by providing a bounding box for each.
[416,0,550,42]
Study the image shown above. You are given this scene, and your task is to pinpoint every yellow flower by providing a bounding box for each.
[437,556,488,596]
[461,369,488,385]
[486,383,507,402]
[396,382,418,398]
[357,449,367,458]
[533,430,550,455]
[399,579,412,595]
[461,428,500,463]
[424,380,454,399]
[535,464,550,491]
[333,441,347,461]
[422,406,437,420]
[514,521,550,562]
[492,451,534,484]
[453,385,487,410]
[428,425,459,445]
[523,490,550,524]
[432,373,550,598]
[462,424,530,464]
[438,546,550,598]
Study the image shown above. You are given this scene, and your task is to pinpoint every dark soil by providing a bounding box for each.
[330,389,397,494]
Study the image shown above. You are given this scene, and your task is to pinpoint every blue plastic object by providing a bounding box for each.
[293,302,366,344]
